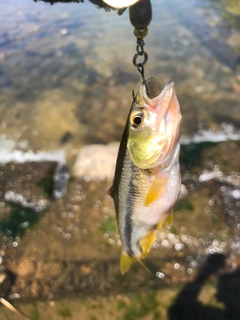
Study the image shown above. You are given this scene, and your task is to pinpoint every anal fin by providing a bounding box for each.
[166,210,174,228]
[140,230,156,259]
[157,210,174,231]
[157,220,164,230]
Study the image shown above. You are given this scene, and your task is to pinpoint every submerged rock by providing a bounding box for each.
[0,140,239,306]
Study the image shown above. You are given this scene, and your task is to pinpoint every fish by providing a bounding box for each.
[109,77,182,274]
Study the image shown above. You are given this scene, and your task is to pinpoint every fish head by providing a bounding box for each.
[127,78,181,169]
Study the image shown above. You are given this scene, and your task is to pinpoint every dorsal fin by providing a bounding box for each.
[108,185,114,198]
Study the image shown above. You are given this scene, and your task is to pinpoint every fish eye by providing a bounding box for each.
[130,112,143,128]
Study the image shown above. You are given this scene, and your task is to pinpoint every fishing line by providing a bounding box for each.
[103,10,114,50]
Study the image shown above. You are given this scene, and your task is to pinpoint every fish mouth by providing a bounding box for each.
[143,77,164,100]
[143,78,175,112]
[142,79,176,126]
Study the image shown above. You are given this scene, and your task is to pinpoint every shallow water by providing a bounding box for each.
[0,0,240,319]
[1,0,240,158]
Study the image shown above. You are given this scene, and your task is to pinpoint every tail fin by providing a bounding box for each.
[119,251,151,275]
[120,252,134,275]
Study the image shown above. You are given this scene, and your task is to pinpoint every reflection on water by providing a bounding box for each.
[0,0,239,157]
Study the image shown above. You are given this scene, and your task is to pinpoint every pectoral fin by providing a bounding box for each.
[144,173,168,206]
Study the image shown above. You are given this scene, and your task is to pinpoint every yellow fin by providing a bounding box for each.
[157,210,173,231]
[120,252,152,275]
[157,220,164,230]
[140,230,156,259]
[120,252,134,275]
[166,210,174,228]
[144,174,168,206]
[135,258,152,275]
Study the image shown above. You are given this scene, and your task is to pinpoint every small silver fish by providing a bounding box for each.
[109,77,182,274]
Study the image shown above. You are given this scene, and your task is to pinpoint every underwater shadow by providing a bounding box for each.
[168,253,240,320]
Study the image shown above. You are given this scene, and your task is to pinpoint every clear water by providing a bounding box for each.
[0,1,240,318]
[0,0,239,160]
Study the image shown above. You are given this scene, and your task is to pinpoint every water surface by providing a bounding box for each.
[0,1,240,319]
[1,0,239,159]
